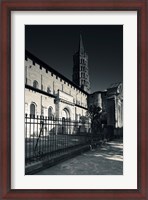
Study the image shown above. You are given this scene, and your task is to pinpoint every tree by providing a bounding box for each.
[87,105,103,135]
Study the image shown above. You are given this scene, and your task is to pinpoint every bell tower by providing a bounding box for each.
[72,34,90,93]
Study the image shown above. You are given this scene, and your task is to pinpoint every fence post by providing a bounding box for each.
[34,116,44,154]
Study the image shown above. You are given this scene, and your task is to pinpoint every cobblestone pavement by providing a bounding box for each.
[36,139,123,175]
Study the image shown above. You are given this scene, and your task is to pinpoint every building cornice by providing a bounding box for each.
[75,103,88,110]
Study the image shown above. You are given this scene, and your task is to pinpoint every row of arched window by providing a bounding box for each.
[30,103,53,118]
[32,79,87,99]
[33,80,51,94]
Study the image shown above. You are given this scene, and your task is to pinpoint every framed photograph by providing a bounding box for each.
[0,0,147,199]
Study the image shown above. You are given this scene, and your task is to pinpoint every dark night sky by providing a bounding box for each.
[25,25,123,92]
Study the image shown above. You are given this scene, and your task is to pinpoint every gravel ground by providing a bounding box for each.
[35,139,123,175]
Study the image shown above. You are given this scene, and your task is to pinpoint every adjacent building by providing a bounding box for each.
[106,82,123,131]
[88,82,123,129]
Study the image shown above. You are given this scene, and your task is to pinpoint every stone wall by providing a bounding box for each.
[25,55,88,121]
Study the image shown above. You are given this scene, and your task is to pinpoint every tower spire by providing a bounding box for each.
[79,34,84,54]
[72,34,91,93]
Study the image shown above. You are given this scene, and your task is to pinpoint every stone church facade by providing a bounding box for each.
[25,35,123,135]
[25,35,89,121]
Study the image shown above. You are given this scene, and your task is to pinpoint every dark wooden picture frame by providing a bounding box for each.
[0,0,147,199]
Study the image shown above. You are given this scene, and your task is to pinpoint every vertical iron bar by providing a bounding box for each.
[43,116,44,159]
[47,117,49,156]
[41,116,43,160]
[39,115,42,159]
[35,115,39,160]
[32,116,35,157]
[29,114,31,163]
[25,114,27,162]
[44,117,46,158]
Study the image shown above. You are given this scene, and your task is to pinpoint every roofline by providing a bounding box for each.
[90,90,107,95]
[107,82,122,90]
[25,50,89,95]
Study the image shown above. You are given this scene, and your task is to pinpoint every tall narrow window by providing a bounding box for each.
[48,107,53,119]
[30,103,35,117]
[47,87,51,94]
[33,80,39,89]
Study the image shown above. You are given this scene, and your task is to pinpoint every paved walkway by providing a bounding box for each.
[35,139,123,175]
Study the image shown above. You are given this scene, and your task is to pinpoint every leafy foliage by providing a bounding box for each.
[87,105,107,135]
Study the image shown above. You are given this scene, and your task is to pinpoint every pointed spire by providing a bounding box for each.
[79,34,84,54]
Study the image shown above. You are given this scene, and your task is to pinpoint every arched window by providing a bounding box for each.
[47,87,51,94]
[48,107,53,119]
[33,80,39,89]
[30,103,36,117]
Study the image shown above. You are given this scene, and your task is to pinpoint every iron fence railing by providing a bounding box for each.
[25,114,93,165]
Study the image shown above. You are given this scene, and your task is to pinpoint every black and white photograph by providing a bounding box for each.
[25,25,123,175]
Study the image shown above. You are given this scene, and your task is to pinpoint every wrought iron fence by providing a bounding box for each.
[25,114,93,166]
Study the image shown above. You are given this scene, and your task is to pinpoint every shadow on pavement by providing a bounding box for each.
[36,139,123,175]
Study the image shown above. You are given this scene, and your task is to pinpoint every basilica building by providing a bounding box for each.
[25,35,89,122]
[25,35,123,134]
